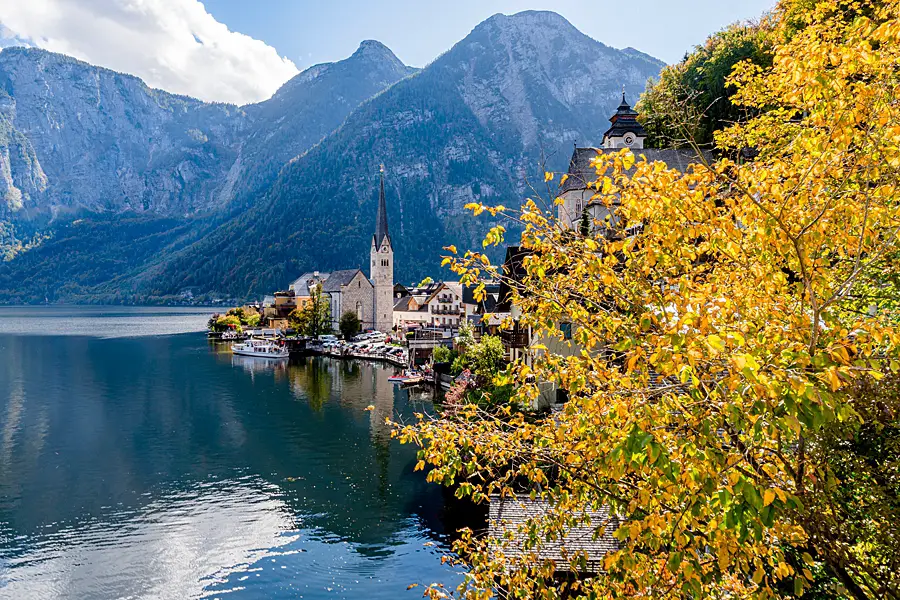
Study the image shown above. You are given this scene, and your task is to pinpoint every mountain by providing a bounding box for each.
[0,42,416,303]
[0,47,246,221]
[134,11,666,299]
[0,42,414,232]
[221,39,418,209]
[0,11,665,304]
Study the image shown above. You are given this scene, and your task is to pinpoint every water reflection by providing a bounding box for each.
[0,330,459,599]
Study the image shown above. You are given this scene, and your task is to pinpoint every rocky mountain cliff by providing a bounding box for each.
[0,47,246,220]
[0,11,665,303]
[134,11,665,299]
[0,42,414,220]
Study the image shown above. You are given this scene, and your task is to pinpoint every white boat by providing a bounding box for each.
[231,338,289,358]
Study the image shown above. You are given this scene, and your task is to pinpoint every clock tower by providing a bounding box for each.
[602,90,646,149]
[370,165,394,334]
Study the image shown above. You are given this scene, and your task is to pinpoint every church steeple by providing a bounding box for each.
[374,165,390,249]
[370,164,394,333]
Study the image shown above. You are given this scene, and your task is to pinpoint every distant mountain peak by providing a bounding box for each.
[351,39,406,66]
[479,10,580,33]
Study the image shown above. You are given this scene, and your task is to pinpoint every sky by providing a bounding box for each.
[0,0,776,105]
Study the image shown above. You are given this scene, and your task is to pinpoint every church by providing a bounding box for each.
[557,92,710,233]
[288,167,394,333]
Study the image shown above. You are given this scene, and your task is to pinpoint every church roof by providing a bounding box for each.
[374,167,391,248]
[559,147,713,194]
[322,269,365,292]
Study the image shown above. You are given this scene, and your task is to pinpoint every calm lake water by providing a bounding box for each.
[0,307,461,599]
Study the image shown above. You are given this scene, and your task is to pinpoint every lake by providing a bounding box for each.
[0,307,461,599]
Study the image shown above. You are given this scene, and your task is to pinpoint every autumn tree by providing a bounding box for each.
[290,284,332,337]
[395,1,900,598]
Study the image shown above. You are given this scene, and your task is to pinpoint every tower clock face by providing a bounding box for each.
[624,134,635,146]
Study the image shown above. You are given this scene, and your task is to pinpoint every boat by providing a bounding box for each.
[231,338,289,358]
[389,370,424,384]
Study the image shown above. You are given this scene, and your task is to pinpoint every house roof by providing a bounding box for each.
[421,282,449,306]
[393,296,419,311]
[488,495,620,574]
[290,271,330,297]
[322,269,365,292]
[559,147,713,194]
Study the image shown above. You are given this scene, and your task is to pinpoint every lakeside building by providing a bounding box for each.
[261,167,395,333]
[392,281,484,334]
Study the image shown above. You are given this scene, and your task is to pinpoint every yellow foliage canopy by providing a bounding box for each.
[395,1,900,598]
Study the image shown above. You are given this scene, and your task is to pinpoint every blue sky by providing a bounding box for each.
[0,0,776,105]
[204,0,776,69]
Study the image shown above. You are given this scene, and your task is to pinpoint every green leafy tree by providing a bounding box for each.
[432,345,455,363]
[450,334,505,383]
[339,310,361,340]
[456,321,476,351]
[637,20,775,149]
[289,284,332,337]
[578,207,591,237]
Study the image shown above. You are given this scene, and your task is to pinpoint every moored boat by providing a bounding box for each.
[389,370,424,384]
[231,338,289,358]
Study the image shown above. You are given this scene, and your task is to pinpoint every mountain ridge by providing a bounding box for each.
[126,10,665,300]
[0,11,665,304]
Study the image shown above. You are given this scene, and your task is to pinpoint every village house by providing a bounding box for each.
[289,271,330,306]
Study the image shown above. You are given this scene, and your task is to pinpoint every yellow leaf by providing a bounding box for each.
[544,171,554,182]
[622,151,635,170]
[364,405,375,412]
[706,334,725,353]
[763,489,776,506]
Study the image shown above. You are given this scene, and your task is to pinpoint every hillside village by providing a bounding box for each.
[211,93,709,415]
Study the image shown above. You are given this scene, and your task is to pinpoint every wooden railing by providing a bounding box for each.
[501,329,530,348]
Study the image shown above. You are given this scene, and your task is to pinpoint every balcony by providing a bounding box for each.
[500,328,530,348]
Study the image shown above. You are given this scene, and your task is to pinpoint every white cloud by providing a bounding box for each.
[0,0,299,105]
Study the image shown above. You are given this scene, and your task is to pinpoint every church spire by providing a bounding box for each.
[374,164,390,248]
